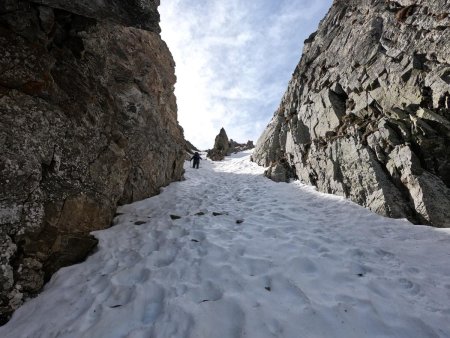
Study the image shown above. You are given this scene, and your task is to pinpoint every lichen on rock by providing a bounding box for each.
[253,0,450,227]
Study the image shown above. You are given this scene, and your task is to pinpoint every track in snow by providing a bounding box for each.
[2,151,450,338]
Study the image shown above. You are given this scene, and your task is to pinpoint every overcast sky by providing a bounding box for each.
[160,0,333,150]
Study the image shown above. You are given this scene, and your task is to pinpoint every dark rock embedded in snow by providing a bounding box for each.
[0,0,185,322]
[252,0,450,227]
[207,128,254,161]
[212,212,227,216]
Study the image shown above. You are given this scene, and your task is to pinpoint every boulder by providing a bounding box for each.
[264,159,296,183]
[253,0,450,227]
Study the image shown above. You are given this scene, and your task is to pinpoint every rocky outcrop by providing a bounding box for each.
[0,0,185,323]
[253,0,450,227]
[229,139,255,154]
[207,128,230,161]
[207,128,254,161]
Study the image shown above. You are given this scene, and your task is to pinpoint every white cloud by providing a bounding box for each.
[160,0,332,149]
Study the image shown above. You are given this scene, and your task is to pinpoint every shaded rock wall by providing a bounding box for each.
[253,0,450,227]
[0,0,185,322]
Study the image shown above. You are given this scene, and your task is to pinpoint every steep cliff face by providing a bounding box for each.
[0,0,185,322]
[253,0,450,227]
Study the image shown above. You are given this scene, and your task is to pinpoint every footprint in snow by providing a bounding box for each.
[191,281,224,303]
[288,256,317,274]
[105,285,135,308]
[398,278,421,295]
[111,267,151,286]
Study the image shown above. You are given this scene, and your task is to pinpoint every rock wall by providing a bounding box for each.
[0,0,185,322]
[253,0,450,227]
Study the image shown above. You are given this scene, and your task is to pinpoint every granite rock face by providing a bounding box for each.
[253,0,450,227]
[0,0,185,323]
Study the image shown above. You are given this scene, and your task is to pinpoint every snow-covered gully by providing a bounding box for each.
[3,151,450,338]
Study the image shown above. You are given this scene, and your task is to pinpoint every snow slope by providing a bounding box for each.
[2,151,450,338]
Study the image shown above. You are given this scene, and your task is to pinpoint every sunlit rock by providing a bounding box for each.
[253,0,450,227]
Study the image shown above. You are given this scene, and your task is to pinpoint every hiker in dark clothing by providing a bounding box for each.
[191,152,202,169]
